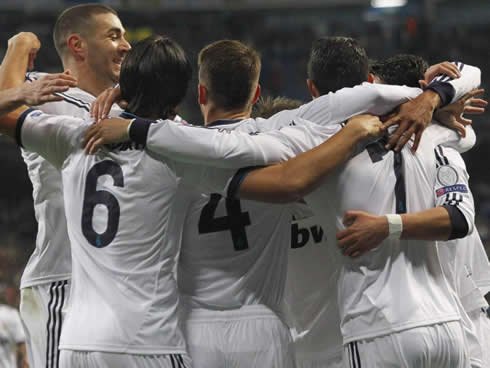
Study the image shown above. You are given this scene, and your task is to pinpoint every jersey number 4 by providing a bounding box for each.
[81,161,124,248]
[198,194,251,251]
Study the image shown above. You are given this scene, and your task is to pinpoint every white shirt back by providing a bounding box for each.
[19,109,186,354]
[291,127,465,343]
[285,205,343,361]
[177,120,292,316]
[20,72,94,288]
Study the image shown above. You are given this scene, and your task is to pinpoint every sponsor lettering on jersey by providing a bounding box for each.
[436,184,468,197]
[291,222,326,249]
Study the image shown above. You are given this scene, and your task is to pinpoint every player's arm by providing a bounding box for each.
[228,115,384,203]
[0,107,85,168]
[0,31,76,136]
[385,61,481,151]
[295,81,441,153]
[84,116,301,167]
[166,115,383,199]
[0,32,40,89]
[336,146,475,258]
[430,89,487,153]
[336,208,466,258]
[0,77,76,136]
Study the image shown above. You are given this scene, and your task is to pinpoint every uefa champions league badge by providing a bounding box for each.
[437,165,459,186]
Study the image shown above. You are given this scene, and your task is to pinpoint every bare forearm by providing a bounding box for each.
[0,88,28,137]
[0,87,24,114]
[401,206,451,241]
[337,206,454,257]
[0,38,31,91]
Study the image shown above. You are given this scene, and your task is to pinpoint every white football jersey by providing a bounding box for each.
[129,62,480,346]
[252,123,475,344]
[463,230,490,298]
[177,120,293,316]
[285,204,343,363]
[138,61,480,167]
[0,304,25,368]
[17,109,215,354]
[138,121,475,346]
[20,71,95,288]
[435,146,489,313]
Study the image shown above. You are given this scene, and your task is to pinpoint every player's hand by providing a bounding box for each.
[420,61,461,87]
[90,86,127,122]
[17,72,77,106]
[346,114,385,139]
[434,89,487,137]
[8,32,41,71]
[336,210,389,258]
[83,118,132,154]
[384,89,441,153]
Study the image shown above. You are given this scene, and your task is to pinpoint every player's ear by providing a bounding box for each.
[198,83,208,106]
[306,79,320,99]
[66,34,86,61]
[251,84,261,105]
[368,73,375,84]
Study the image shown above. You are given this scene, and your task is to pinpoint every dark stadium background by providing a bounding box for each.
[0,0,488,305]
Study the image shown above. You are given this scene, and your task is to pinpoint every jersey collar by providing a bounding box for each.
[206,119,243,128]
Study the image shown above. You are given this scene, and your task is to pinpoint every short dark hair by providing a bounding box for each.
[198,40,261,111]
[119,35,192,119]
[307,36,369,95]
[53,4,117,58]
[252,96,302,119]
[369,54,429,88]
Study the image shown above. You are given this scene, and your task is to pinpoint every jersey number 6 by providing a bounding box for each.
[82,161,124,248]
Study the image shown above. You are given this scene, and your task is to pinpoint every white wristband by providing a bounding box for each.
[386,214,403,239]
[126,118,135,139]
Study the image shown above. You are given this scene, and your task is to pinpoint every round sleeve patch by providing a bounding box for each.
[437,165,459,186]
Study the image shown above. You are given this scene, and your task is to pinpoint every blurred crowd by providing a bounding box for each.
[0,6,488,303]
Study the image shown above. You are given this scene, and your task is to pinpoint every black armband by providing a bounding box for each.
[128,117,155,146]
[424,82,455,107]
[443,204,469,240]
[16,107,35,148]
[227,166,264,199]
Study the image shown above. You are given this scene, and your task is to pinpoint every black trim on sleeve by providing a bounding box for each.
[227,166,265,199]
[16,107,35,148]
[424,81,455,107]
[443,204,469,240]
[128,117,155,146]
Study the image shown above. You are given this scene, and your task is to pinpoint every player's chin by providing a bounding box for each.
[111,66,121,81]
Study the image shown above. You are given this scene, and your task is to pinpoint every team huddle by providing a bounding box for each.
[0,3,489,368]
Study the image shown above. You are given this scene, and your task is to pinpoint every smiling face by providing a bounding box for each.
[85,12,130,86]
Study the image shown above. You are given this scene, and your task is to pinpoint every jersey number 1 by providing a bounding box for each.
[198,194,251,251]
[81,161,124,248]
